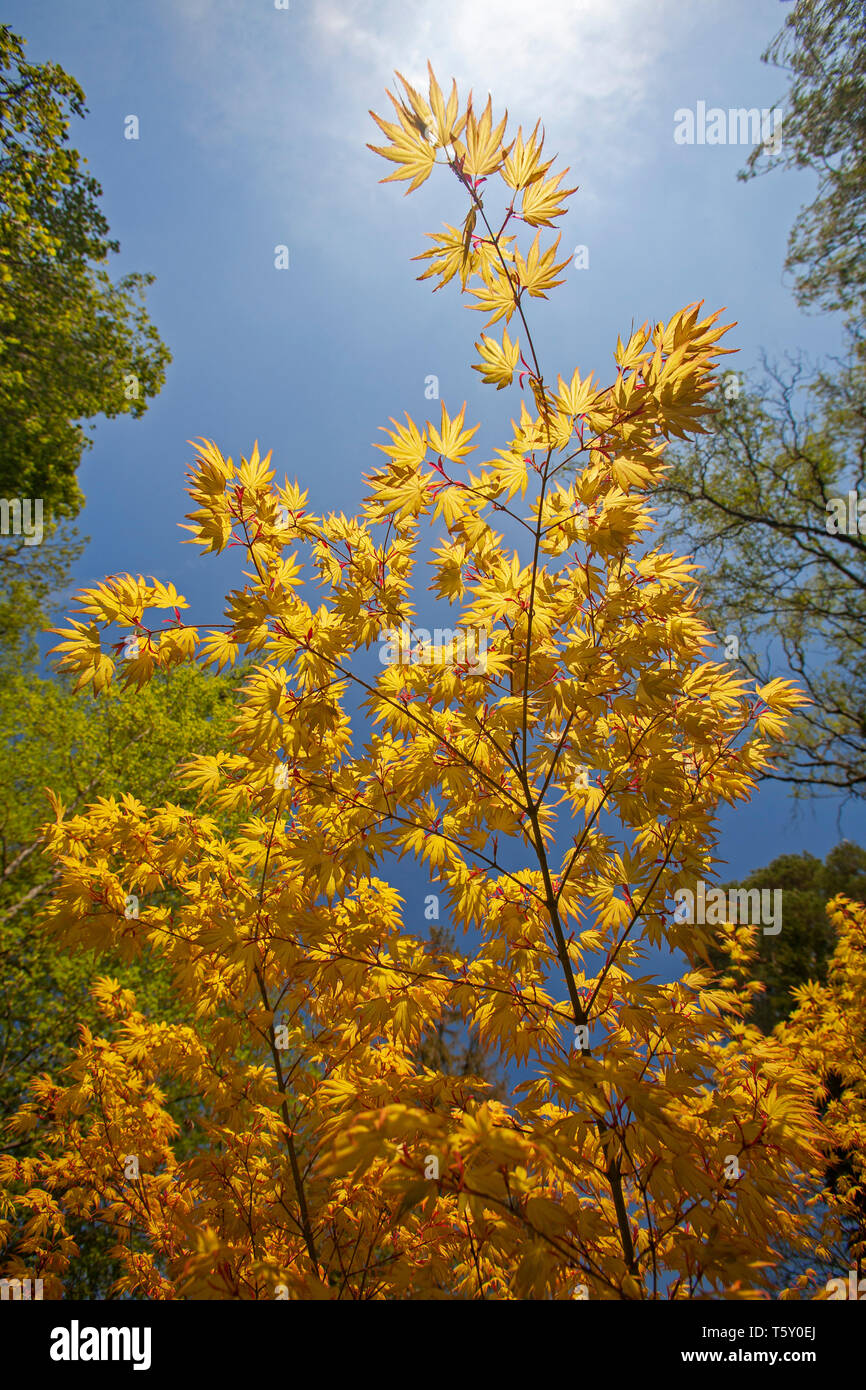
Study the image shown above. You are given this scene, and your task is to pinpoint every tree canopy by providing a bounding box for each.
[740,0,866,325]
[0,24,170,530]
[655,355,866,799]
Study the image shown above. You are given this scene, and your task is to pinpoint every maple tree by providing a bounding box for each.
[0,66,845,1300]
[776,895,866,1286]
[0,652,246,1296]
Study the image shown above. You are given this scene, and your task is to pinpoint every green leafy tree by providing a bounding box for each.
[654,3,866,801]
[655,356,866,798]
[710,841,866,1033]
[0,23,170,638]
[0,520,85,658]
[740,0,866,324]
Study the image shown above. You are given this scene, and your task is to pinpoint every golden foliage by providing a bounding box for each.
[0,65,836,1302]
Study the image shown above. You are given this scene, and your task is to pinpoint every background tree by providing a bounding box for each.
[739,0,866,327]
[0,521,85,660]
[0,23,170,641]
[654,354,866,799]
[654,5,866,800]
[709,841,866,1033]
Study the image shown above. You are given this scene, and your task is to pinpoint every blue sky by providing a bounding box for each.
[10,0,865,893]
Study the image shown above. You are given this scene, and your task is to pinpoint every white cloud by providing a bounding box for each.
[158,0,698,196]
[314,0,672,120]
[311,0,699,188]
